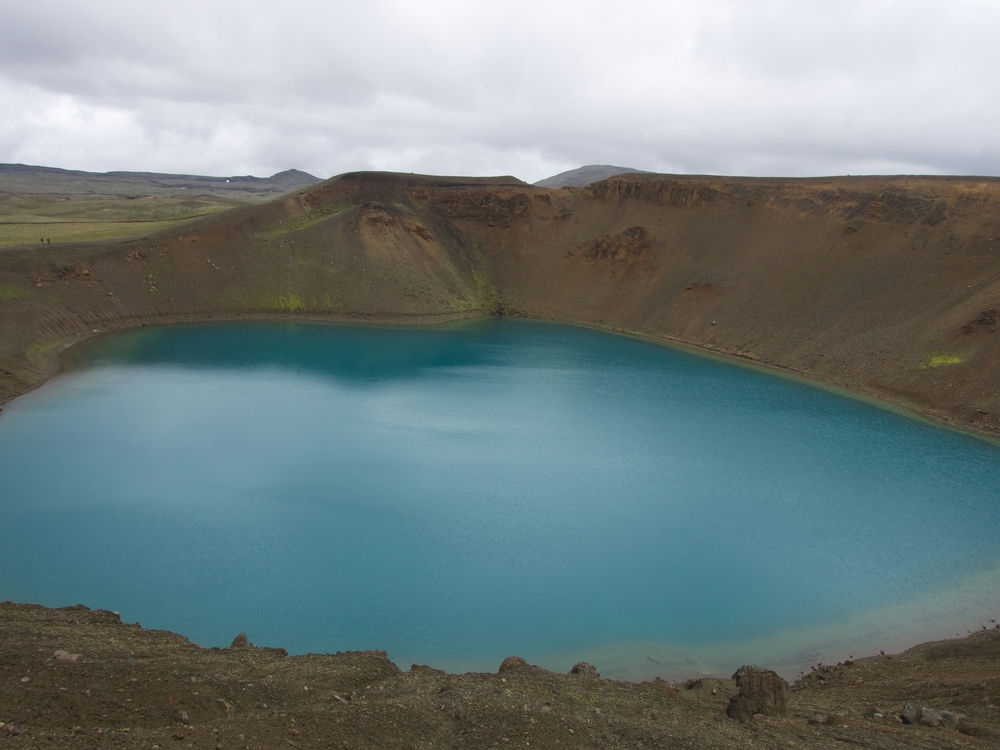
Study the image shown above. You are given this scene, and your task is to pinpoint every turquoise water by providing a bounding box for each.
[1,319,998,679]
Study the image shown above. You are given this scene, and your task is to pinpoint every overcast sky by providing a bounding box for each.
[1,0,997,183]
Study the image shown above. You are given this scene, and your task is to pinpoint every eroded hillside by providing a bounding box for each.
[2,171,999,435]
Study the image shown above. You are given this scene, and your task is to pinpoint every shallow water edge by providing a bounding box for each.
[7,309,997,449]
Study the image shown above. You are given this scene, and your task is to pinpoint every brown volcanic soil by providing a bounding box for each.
[3,603,1000,749]
[2,171,1000,433]
[3,171,1000,747]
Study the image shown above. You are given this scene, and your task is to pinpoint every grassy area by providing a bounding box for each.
[0,219,210,245]
[0,193,247,247]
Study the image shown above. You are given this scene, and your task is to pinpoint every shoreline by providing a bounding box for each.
[1,310,487,412]
[4,598,1000,748]
[7,565,998,686]
[2,596,999,685]
[5,309,1000,448]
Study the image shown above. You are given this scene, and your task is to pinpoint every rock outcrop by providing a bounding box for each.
[726,665,789,721]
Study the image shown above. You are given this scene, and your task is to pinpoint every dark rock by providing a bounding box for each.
[569,662,600,679]
[939,710,968,728]
[725,696,756,723]
[230,632,250,649]
[582,226,651,262]
[901,702,922,724]
[725,665,789,721]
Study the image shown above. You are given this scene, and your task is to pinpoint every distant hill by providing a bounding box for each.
[0,163,322,200]
[533,164,650,188]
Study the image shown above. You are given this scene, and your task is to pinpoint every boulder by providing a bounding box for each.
[725,665,789,721]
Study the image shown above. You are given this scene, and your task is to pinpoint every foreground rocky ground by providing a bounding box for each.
[2,603,999,748]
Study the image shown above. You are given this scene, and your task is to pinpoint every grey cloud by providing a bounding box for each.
[1,0,998,182]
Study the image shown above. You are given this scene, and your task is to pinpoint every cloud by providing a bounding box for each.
[1,0,998,181]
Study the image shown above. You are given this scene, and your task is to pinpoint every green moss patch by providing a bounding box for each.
[919,352,965,369]
[255,292,306,312]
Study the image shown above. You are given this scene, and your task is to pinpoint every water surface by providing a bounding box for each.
[1,319,998,678]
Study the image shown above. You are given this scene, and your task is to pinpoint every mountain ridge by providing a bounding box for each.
[533,164,650,188]
[0,162,321,198]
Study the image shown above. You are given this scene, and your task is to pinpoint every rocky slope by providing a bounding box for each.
[2,602,999,749]
[2,171,999,438]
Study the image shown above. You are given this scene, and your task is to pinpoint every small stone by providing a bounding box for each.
[177,709,189,723]
[229,633,250,649]
[53,649,83,663]
[808,713,829,725]
[19,676,30,683]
